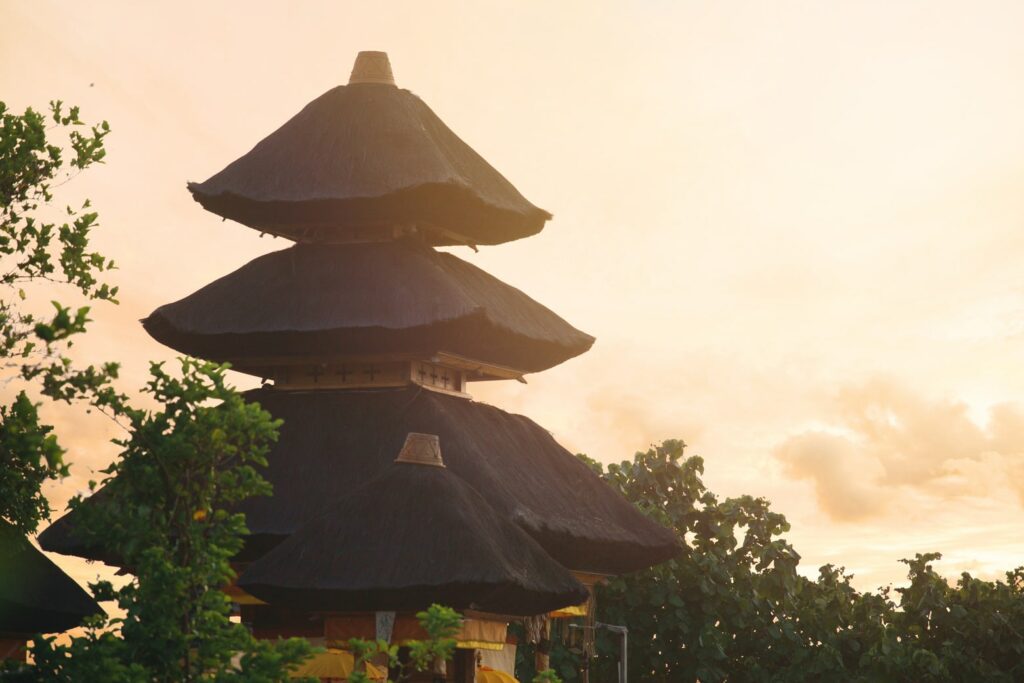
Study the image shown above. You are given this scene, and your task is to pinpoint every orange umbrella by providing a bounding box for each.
[476,665,519,683]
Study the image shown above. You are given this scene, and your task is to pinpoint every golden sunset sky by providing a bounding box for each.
[5,1,1024,593]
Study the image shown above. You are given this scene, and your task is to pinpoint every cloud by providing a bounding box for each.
[774,379,1024,521]
[775,431,888,520]
[582,388,705,462]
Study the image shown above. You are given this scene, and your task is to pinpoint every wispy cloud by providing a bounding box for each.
[775,379,1024,521]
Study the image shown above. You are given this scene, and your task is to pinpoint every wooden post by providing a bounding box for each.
[534,617,551,673]
[0,638,26,662]
[452,648,476,683]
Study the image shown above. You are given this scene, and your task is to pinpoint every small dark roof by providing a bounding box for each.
[41,388,679,576]
[142,242,594,376]
[188,53,550,246]
[238,433,589,616]
[0,521,102,635]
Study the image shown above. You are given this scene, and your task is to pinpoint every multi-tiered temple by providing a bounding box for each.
[41,52,678,681]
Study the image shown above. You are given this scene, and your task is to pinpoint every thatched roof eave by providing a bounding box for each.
[0,521,103,635]
[142,242,594,374]
[188,73,550,246]
[238,458,589,616]
[39,387,680,576]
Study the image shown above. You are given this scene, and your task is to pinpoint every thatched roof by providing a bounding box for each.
[40,388,679,576]
[142,242,594,375]
[238,433,589,616]
[188,53,550,246]
[0,521,102,635]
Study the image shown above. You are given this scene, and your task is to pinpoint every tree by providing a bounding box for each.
[0,100,120,536]
[0,102,312,680]
[582,440,803,682]
[26,360,314,682]
[515,439,1024,683]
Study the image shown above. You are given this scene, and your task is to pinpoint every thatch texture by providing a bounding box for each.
[36,489,120,567]
[238,447,589,616]
[0,521,101,635]
[188,81,550,246]
[142,242,594,375]
[41,388,679,576]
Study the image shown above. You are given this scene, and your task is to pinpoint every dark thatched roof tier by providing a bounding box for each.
[39,388,680,576]
[0,521,102,635]
[238,439,589,616]
[187,59,551,245]
[142,242,594,375]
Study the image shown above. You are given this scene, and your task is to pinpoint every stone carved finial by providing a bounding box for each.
[395,433,445,468]
[349,51,396,86]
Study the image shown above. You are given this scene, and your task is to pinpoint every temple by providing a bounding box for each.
[0,520,101,663]
[40,51,678,681]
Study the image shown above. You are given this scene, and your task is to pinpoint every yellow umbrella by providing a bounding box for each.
[289,649,386,680]
[476,666,519,683]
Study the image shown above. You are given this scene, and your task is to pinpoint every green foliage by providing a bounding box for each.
[402,604,460,675]
[0,100,122,535]
[2,101,312,681]
[0,392,66,533]
[594,439,802,683]
[0,100,114,297]
[861,554,1024,681]
[517,440,1024,683]
[348,604,461,683]
[532,670,562,683]
[26,360,313,681]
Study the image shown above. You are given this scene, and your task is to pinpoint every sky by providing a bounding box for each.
[5,0,1024,593]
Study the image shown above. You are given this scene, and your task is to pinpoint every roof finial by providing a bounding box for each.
[395,433,445,467]
[349,51,396,86]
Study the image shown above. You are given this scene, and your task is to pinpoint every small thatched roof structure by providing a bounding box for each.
[239,433,589,615]
[0,521,102,635]
[40,388,679,576]
[188,52,550,246]
[142,241,594,376]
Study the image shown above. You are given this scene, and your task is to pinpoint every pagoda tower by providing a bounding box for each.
[41,52,678,680]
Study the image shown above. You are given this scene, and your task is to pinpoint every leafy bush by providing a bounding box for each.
[517,440,1024,683]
